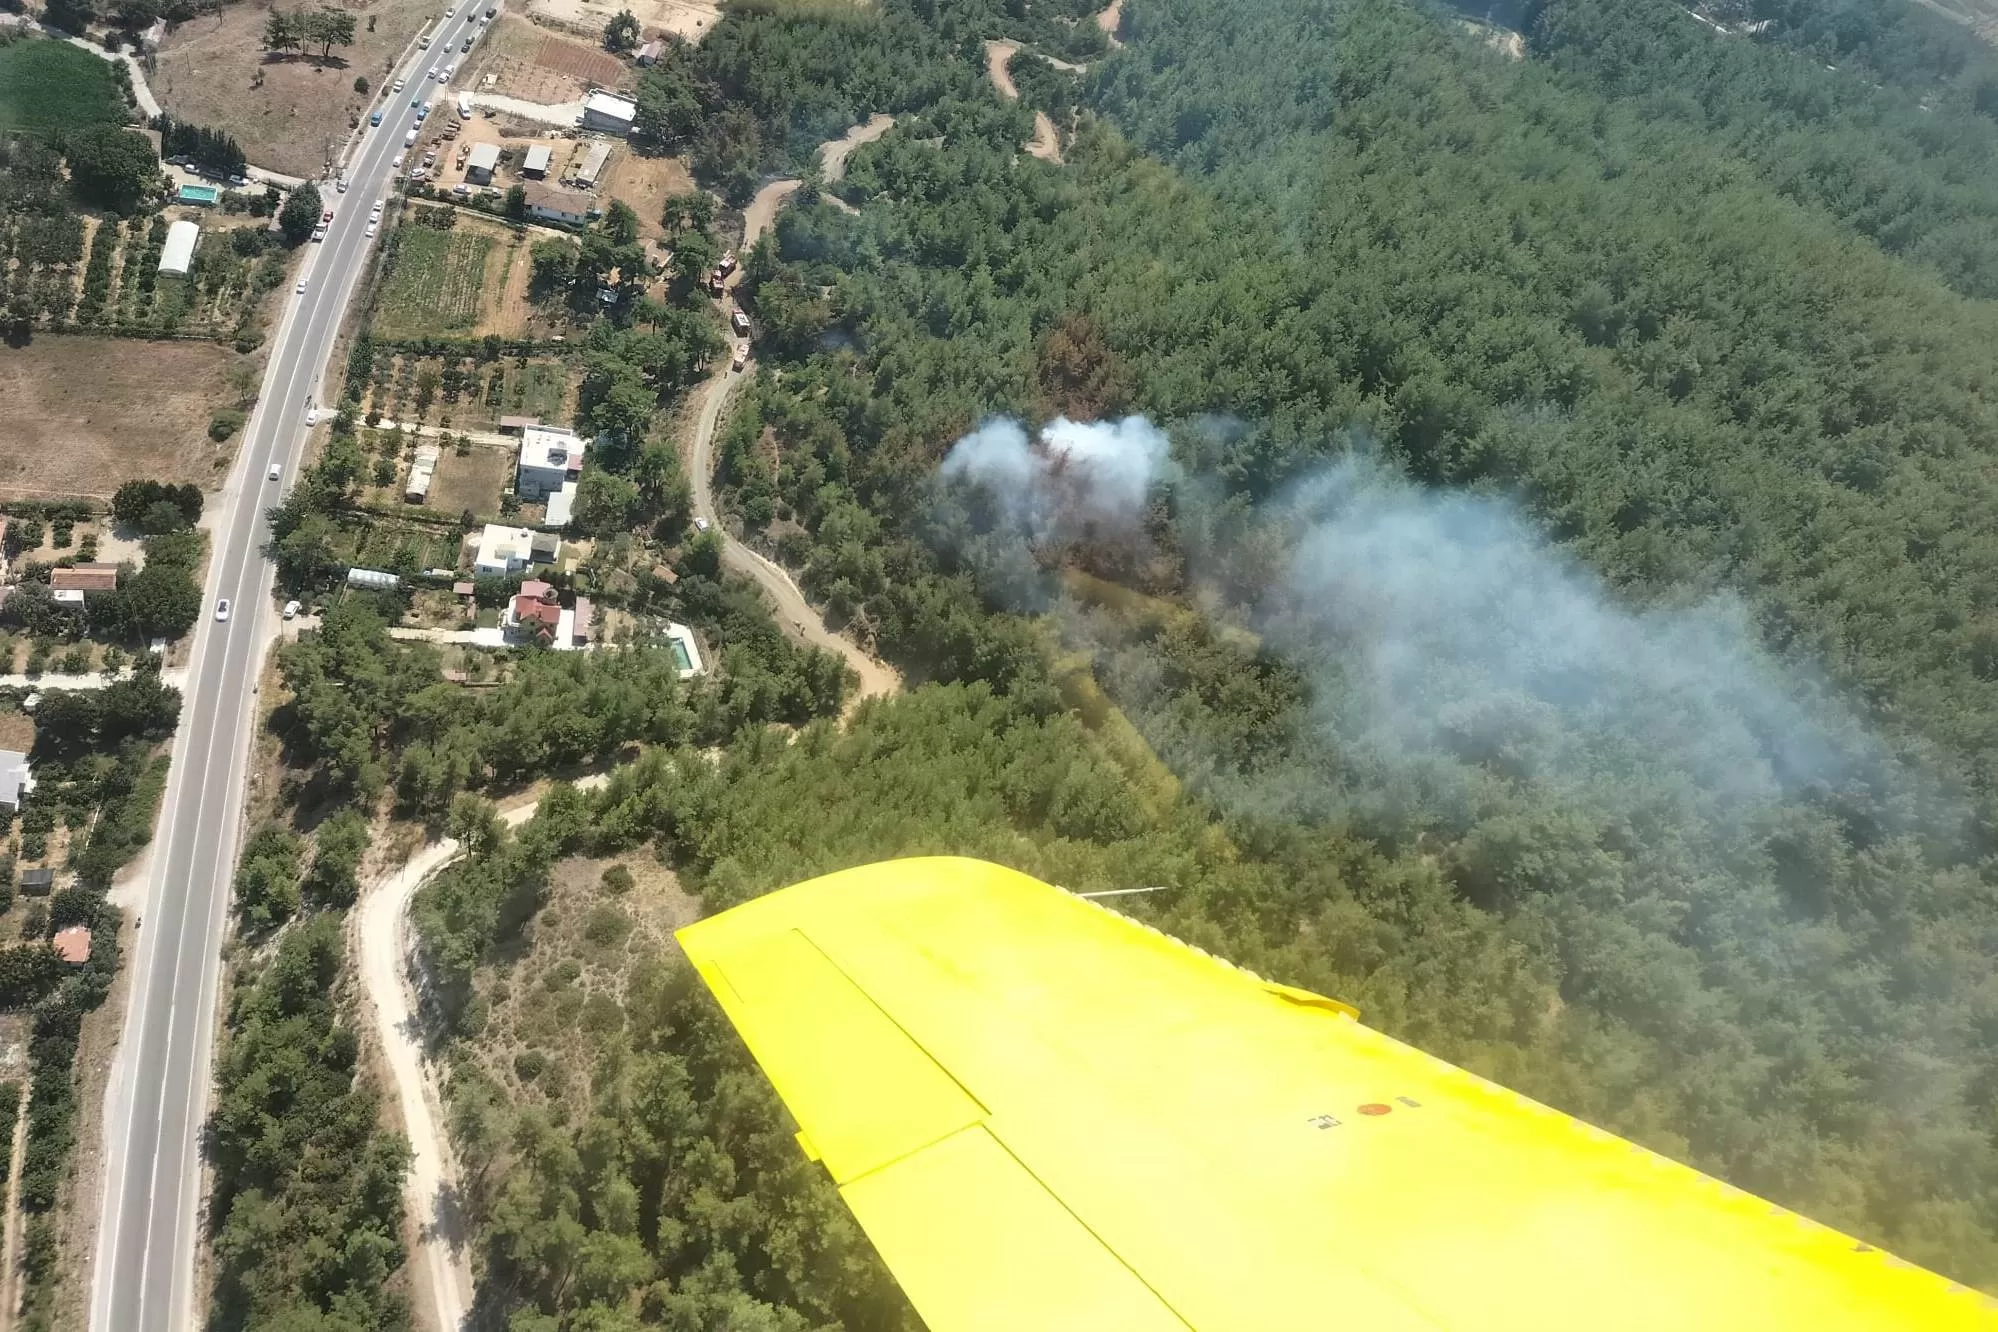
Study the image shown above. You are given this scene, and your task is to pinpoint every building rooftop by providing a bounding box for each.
[522,145,553,174]
[473,524,537,573]
[19,867,54,889]
[519,426,587,476]
[584,91,637,122]
[545,479,579,527]
[0,751,32,808]
[575,141,611,186]
[465,142,501,172]
[523,182,593,217]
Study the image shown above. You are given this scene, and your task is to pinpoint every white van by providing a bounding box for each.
[404,127,419,147]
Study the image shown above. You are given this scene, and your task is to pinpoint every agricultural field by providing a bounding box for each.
[0,36,130,133]
[365,351,576,431]
[334,512,463,575]
[151,0,438,177]
[0,336,246,499]
[370,221,496,341]
[465,15,629,103]
[527,0,721,45]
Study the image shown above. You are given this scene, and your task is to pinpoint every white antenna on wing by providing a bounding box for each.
[1075,885,1174,899]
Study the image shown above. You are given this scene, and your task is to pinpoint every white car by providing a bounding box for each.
[441,63,456,81]
[214,599,231,623]
[268,463,281,481]
[283,600,301,620]
[295,277,307,294]
[366,221,378,237]
[694,516,711,533]
[428,66,441,80]
[335,176,348,193]
[371,200,385,217]
[393,77,405,92]
[392,152,405,168]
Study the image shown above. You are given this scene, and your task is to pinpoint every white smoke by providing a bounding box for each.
[938,415,1175,540]
[1254,457,1871,814]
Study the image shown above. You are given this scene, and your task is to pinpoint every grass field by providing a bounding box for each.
[372,227,497,341]
[0,336,243,499]
[0,36,129,133]
[425,445,514,519]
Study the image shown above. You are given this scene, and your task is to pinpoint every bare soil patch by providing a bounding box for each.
[527,0,720,44]
[533,34,625,86]
[601,152,692,242]
[153,0,441,178]
[0,336,243,500]
[1027,109,1062,162]
[0,710,34,754]
[1097,0,1124,44]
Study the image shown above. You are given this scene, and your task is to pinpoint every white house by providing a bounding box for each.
[158,220,199,277]
[471,523,537,577]
[581,91,637,134]
[0,750,33,812]
[516,426,587,499]
[523,182,591,226]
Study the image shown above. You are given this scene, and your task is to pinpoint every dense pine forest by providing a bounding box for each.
[393,0,1998,1324]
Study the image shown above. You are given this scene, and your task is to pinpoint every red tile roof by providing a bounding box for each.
[52,926,91,964]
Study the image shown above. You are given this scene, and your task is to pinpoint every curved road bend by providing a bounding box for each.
[90,6,496,1329]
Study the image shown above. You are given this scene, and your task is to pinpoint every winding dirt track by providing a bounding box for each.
[355,778,610,1332]
[982,40,1069,161]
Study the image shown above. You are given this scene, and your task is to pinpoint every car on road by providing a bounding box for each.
[429,66,441,80]
[404,128,419,146]
[321,207,333,223]
[694,516,711,532]
[393,76,405,91]
[732,341,749,370]
[370,109,384,126]
[366,221,378,237]
[416,104,430,121]
[295,277,308,294]
[392,152,406,169]
[336,176,348,193]
[268,463,282,481]
[462,35,473,50]
[442,63,456,80]
[412,95,425,109]
[214,599,231,623]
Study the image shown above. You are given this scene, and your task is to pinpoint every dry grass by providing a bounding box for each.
[465,14,619,102]
[0,711,33,753]
[527,0,721,44]
[152,0,442,178]
[423,443,514,519]
[602,152,692,242]
[0,336,243,500]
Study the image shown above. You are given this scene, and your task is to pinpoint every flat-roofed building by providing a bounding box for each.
[465,142,501,184]
[521,144,553,178]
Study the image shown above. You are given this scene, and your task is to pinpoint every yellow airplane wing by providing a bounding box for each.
[675,856,1998,1331]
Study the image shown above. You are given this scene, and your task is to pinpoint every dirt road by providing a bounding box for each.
[1097,0,1125,45]
[686,368,901,702]
[355,777,610,1332]
[986,39,1023,100]
[983,40,1068,160]
[737,111,895,253]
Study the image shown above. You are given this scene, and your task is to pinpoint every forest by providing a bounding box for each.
[366,0,1998,1321]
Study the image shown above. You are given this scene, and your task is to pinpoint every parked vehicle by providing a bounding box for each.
[370,109,384,126]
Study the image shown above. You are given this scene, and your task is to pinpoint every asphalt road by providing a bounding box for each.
[89,9,495,1329]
